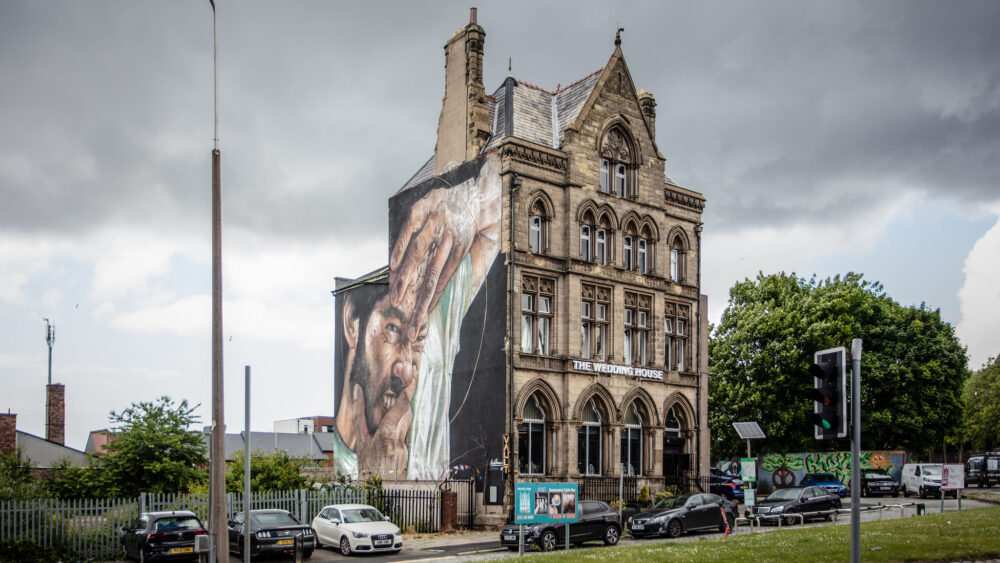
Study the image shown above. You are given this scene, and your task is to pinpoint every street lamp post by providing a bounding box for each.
[207,1,226,561]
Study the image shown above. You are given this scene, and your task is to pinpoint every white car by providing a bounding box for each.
[311,503,402,556]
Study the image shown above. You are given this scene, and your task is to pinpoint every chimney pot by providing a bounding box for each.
[470,7,477,24]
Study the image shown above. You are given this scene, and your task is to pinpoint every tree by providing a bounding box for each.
[962,356,1000,452]
[709,272,968,459]
[224,450,315,492]
[0,449,47,500]
[49,396,207,498]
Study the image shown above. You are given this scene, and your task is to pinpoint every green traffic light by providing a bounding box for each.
[819,418,831,430]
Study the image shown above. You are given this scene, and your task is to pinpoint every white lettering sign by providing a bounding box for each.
[572,360,664,380]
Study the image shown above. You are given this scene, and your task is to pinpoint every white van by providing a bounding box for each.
[901,463,957,499]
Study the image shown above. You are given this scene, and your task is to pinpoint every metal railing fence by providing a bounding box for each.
[1,486,440,561]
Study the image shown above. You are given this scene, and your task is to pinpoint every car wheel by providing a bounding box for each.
[540,530,558,552]
[303,548,313,559]
[340,536,352,556]
[603,525,620,545]
[919,486,926,499]
[892,491,899,498]
[507,546,520,551]
[666,519,683,538]
[902,485,909,498]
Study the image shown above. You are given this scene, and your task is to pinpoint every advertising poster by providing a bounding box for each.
[941,464,965,490]
[515,483,579,524]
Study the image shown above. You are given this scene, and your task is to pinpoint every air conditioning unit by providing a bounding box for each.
[194,534,211,553]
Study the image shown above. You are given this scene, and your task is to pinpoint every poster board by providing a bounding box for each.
[514,483,579,524]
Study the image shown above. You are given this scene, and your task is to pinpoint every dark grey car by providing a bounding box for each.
[499,500,621,551]
[227,509,316,559]
[627,493,737,538]
[751,486,842,524]
[120,510,207,562]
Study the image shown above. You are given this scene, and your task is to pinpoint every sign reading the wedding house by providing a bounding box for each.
[572,360,664,380]
[514,483,578,524]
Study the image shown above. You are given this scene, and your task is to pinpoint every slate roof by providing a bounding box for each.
[205,431,333,462]
[398,68,603,192]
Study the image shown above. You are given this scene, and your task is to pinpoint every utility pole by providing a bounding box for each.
[207,1,226,561]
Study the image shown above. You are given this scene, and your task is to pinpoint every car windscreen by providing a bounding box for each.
[809,474,837,482]
[652,495,690,509]
[864,471,890,479]
[154,516,202,531]
[766,488,801,501]
[922,466,942,476]
[252,512,299,526]
[343,508,385,523]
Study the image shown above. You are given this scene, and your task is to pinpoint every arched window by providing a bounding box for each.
[578,399,603,475]
[621,404,643,476]
[623,235,633,271]
[529,199,549,254]
[518,394,546,475]
[599,126,636,198]
[664,301,690,372]
[669,234,686,282]
[595,228,607,265]
[663,406,687,486]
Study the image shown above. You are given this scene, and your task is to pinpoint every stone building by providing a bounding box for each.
[332,10,708,508]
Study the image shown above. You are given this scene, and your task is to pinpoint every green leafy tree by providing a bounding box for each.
[50,396,207,498]
[225,450,315,492]
[962,356,1000,452]
[709,272,967,458]
[0,449,48,500]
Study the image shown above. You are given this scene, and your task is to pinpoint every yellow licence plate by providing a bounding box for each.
[277,539,294,546]
[170,547,194,554]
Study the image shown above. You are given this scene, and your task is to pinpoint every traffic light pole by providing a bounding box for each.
[850,338,862,563]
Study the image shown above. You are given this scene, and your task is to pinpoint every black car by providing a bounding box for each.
[120,510,207,562]
[751,486,842,524]
[228,509,316,559]
[628,493,737,539]
[499,500,621,551]
[860,469,900,497]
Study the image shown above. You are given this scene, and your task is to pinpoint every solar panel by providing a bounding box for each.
[732,422,765,440]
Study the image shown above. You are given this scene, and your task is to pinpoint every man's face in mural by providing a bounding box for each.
[349,294,426,436]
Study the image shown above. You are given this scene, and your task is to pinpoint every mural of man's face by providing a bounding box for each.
[349,294,425,436]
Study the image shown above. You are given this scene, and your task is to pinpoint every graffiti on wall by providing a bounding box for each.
[756,451,907,488]
[333,154,505,482]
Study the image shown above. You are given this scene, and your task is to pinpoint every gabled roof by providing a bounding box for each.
[204,431,332,461]
[16,430,89,468]
[398,46,666,193]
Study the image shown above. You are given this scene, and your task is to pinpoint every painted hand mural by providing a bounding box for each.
[333,155,503,481]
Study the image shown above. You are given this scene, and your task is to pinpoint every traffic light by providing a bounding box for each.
[808,347,847,439]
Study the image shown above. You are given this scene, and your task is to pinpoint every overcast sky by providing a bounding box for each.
[2,1,998,450]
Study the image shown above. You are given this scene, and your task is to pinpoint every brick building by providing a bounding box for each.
[332,10,708,507]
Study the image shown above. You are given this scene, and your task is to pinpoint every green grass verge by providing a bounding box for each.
[513,506,1000,562]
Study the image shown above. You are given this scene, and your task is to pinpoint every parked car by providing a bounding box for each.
[499,500,621,551]
[627,493,737,539]
[799,473,848,497]
[710,469,745,500]
[227,509,316,559]
[860,468,900,497]
[750,486,842,524]
[311,503,402,556]
[901,463,957,499]
[119,510,207,562]
[966,453,1000,488]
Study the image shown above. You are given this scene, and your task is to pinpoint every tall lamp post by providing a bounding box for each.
[207,1,226,560]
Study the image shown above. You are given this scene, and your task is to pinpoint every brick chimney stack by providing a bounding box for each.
[433,8,490,174]
[46,383,65,446]
[0,413,16,454]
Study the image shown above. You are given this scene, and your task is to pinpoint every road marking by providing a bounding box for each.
[459,547,507,555]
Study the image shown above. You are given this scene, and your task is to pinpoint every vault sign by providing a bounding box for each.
[514,483,578,524]
[572,360,664,380]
